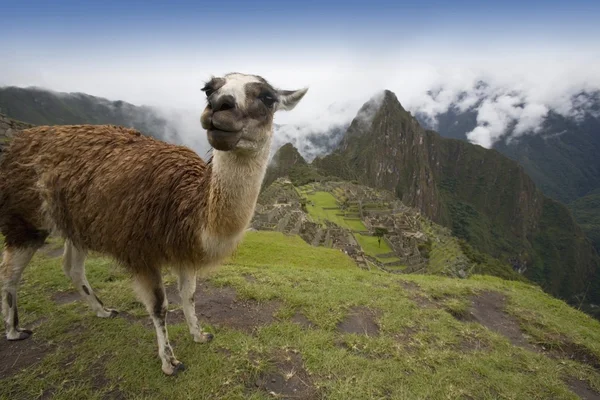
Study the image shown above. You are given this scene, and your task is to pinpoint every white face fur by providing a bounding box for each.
[217,73,262,109]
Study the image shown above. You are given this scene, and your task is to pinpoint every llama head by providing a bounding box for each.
[200,72,307,153]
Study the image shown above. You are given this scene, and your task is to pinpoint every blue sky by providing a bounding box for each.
[1,0,599,152]
[3,0,600,51]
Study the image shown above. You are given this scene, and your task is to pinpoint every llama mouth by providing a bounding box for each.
[207,129,243,151]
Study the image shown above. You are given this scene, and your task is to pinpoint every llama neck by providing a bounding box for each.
[204,141,271,239]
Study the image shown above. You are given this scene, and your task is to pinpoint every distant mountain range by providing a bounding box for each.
[0,86,182,144]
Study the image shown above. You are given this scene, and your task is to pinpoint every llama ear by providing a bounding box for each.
[276,88,308,111]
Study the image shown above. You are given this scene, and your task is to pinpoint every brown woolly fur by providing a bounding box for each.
[1,125,210,273]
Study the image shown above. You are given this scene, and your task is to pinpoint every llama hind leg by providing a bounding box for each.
[62,240,117,318]
[134,269,184,376]
[177,268,213,343]
[1,246,37,340]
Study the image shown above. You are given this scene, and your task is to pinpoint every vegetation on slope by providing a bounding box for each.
[2,231,600,399]
[570,189,600,255]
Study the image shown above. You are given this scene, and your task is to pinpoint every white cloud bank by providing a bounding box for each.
[1,42,599,154]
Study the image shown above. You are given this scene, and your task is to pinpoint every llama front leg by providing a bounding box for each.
[62,240,117,318]
[134,269,184,376]
[1,246,37,340]
[177,268,213,343]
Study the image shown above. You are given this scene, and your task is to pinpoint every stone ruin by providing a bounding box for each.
[253,179,367,266]
[252,179,429,271]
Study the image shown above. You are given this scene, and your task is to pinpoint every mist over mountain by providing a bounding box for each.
[272,123,348,163]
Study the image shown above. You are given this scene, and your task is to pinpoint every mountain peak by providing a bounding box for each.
[271,143,307,166]
[262,143,317,188]
[382,89,399,103]
[337,89,412,150]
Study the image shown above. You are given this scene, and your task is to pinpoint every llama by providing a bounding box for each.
[0,72,307,375]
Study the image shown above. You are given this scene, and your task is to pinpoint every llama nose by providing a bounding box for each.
[210,95,237,112]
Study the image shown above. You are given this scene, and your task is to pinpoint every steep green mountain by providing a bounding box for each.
[0,86,180,142]
[571,189,600,254]
[262,143,323,188]
[313,90,600,309]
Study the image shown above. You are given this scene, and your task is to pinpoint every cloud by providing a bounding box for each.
[1,41,599,154]
[463,95,549,148]
[414,67,599,148]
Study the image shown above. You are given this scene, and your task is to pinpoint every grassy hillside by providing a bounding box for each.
[2,231,600,399]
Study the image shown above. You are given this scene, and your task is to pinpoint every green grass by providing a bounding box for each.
[354,234,395,261]
[2,231,600,399]
[302,190,400,263]
[304,191,367,232]
[343,218,368,231]
[306,191,338,208]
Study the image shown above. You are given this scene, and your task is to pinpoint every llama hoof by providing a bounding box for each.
[194,332,214,343]
[7,329,33,341]
[97,308,119,318]
[175,362,186,373]
[163,361,186,376]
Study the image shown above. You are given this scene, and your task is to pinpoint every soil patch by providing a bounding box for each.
[254,349,318,399]
[337,306,380,336]
[545,340,600,371]
[0,338,53,379]
[52,290,81,305]
[566,378,600,400]
[459,291,538,352]
[89,354,126,399]
[291,312,315,329]
[166,282,281,333]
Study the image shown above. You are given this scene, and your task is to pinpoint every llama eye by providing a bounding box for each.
[202,85,215,98]
[259,92,276,107]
